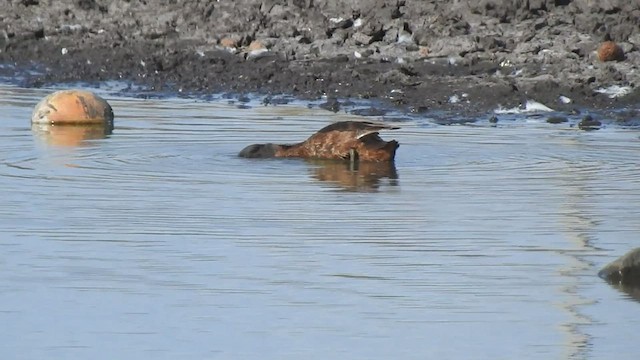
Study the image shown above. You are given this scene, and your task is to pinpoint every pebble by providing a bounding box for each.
[546,115,568,124]
[219,37,238,48]
[577,114,601,130]
[597,41,624,62]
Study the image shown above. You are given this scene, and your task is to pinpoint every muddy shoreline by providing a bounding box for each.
[1,0,639,116]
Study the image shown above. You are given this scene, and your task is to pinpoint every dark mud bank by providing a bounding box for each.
[1,0,639,115]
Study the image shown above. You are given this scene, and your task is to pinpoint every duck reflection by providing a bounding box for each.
[306,159,398,192]
[606,283,640,303]
[31,123,112,147]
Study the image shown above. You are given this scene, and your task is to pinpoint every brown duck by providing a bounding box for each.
[239,121,400,162]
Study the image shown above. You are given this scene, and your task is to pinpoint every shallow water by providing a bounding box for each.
[1,85,640,359]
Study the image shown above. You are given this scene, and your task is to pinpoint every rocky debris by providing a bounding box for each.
[1,0,640,113]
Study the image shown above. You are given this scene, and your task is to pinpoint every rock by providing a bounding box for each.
[546,115,568,124]
[428,36,478,57]
[246,40,270,59]
[219,37,239,48]
[248,40,266,52]
[597,41,625,62]
[31,90,114,127]
[578,115,601,130]
[350,107,387,116]
[353,49,374,59]
[599,248,640,285]
[352,32,373,45]
[319,98,341,112]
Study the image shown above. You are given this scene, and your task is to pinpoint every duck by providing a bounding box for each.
[238,121,400,162]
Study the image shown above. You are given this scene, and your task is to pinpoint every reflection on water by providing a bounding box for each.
[609,283,640,303]
[307,159,398,192]
[1,84,640,360]
[31,123,112,147]
[554,138,599,360]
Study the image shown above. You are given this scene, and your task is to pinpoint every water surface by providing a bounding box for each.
[1,85,640,359]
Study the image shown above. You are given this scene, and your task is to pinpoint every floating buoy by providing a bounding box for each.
[31,89,114,126]
[31,90,114,147]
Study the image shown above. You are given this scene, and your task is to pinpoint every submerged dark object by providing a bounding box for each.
[239,121,400,162]
[578,115,601,131]
[598,248,640,285]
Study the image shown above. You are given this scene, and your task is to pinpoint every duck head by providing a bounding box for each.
[238,143,278,158]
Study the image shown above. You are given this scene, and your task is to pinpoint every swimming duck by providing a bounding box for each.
[239,121,400,162]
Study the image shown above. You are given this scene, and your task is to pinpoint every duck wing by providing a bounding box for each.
[316,121,399,139]
[353,121,399,140]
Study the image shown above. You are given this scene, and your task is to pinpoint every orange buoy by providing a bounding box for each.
[31,90,114,126]
[597,41,625,62]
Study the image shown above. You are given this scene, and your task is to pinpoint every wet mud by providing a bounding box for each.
[2,0,639,115]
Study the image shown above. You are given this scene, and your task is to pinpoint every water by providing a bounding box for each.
[1,85,639,359]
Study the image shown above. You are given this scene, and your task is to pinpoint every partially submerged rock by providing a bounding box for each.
[598,248,640,285]
[546,115,568,124]
[578,115,601,130]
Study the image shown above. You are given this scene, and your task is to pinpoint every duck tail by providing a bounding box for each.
[386,140,400,151]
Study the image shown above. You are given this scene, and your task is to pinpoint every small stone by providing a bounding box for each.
[219,37,238,48]
[546,116,568,124]
[578,115,601,130]
[597,41,624,62]
[246,40,269,59]
[352,32,373,45]
[354,49,373,59]
[248,40,266,51]
[298,36,312,44]
[330,17,353,30]
[559,95,572,104]
[396,30,414,45]
[409,106,429,114]
[351,107,387,116]
[319,98,341,113]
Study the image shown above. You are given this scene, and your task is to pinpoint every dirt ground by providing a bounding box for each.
[1,0,639,115]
